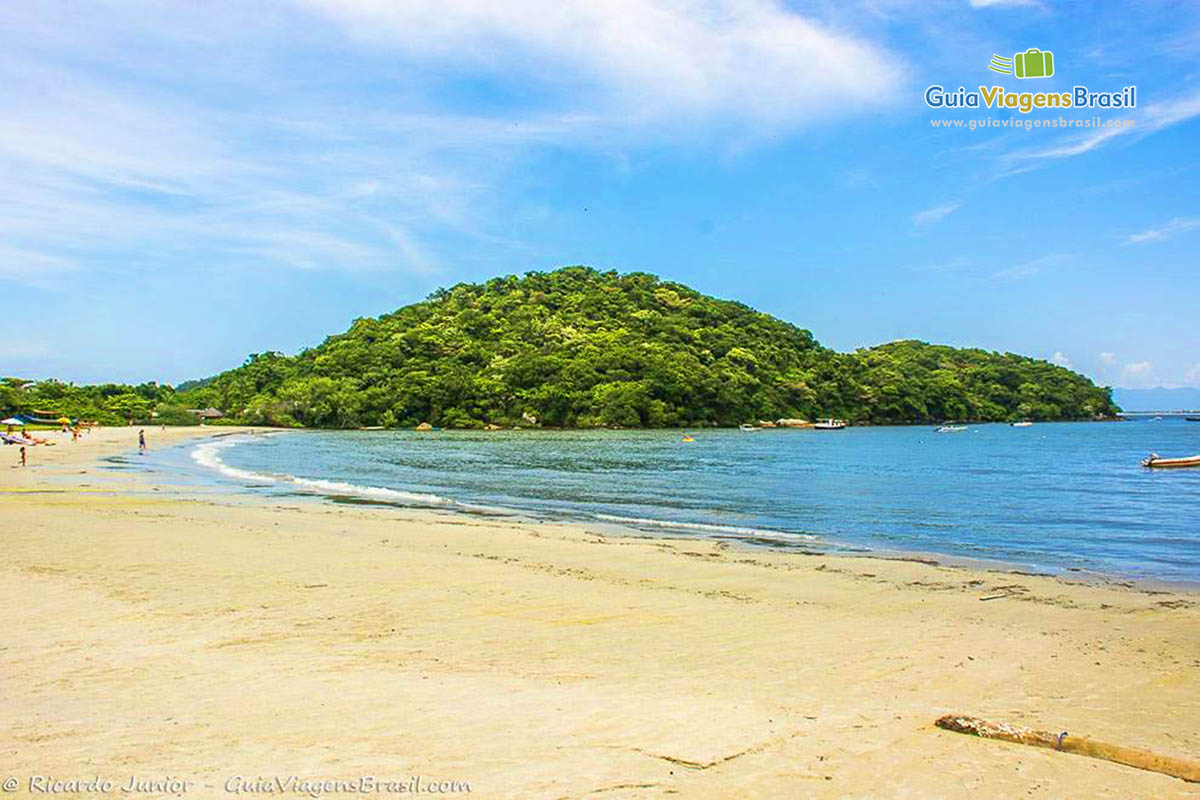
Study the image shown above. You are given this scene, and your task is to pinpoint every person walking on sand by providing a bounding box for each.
[138,428,146,453]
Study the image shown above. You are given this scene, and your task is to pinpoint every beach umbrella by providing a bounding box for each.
[1,417,22,425]
[57,417,71,424]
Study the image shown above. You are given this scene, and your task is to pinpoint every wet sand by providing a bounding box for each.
[2,426,1198,797]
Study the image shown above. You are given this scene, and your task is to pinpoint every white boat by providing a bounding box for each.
[1011,421,1034,428]
[739,423,762,432]
[1142,453,1200,469]
[813,418,847,430]
[936,425,967,433]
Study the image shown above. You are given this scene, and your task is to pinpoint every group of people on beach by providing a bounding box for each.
[4,420,118,467]
[6,423,150,467]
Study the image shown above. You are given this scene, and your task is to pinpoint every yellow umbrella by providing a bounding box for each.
[57,417,71,424]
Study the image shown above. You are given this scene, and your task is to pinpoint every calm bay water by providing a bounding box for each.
[167,420,1200,582]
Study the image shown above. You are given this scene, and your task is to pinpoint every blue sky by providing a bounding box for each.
[2,0,1198,390]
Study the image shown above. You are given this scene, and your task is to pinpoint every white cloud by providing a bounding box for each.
[1006,89,1200,166]
[1123,216,1200,245]
[912,202,960,226]
[0,55,530,281]
[991,254,1070,282]
[1120,361,1155,388]
[916,256,971,272]
[0,1,909,289]
[1051,351,1072,368]
[1187,364,1200,386]
[297,0,906,130]
[0,245,79,290]
[1099,352,1116,365]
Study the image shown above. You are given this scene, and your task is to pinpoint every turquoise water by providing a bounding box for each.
[165,420,1200,582]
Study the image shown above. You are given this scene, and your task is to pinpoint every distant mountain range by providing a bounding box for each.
[1112,387,1200,412]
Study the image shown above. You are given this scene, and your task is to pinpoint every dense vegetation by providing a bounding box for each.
[0,377,198,426]
[162,267,1118,428]
[1,268,1118,428]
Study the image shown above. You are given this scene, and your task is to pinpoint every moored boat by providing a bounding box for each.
[739,423,762,432]
[813,418,847,430]
[936,425,967,433]
[1142,453,1200,469]
[1011,420,1033,427]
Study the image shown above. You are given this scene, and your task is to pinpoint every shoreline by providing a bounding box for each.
[3,425,1198,796]
[157,426,1200,592]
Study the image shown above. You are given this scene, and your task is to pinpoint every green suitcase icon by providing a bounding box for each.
[1014,48,1054,79]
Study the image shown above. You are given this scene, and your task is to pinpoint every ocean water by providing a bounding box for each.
[161,420,1200,582]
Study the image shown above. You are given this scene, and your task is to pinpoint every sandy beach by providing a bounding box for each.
[2,426,1198,798]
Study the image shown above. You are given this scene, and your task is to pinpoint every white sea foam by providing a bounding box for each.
[190,439,266,483]
[191,437,462,508]
[591,513,818,541]
[190,437,818,543]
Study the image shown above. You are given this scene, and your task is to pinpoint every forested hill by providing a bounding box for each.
[173,267,1119,428]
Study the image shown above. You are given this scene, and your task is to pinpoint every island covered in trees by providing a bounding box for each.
[3,267,1119,428]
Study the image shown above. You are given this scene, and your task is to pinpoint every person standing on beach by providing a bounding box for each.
[138,429,146,453]
[19,446,26,467]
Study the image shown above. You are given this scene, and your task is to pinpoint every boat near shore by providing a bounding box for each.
[813,418,847,430]
[1011,421,1034,427]
[1142,453,1200,469]
[936,425,967,433]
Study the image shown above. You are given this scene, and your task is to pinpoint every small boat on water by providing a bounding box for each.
[682,434,695,442]
[936,425,967,433]
[1186,417,1200,422]
[813,418,847,430]
[1011,421,1034,428]
[739,423,762,432]
[1142,453,1200,469]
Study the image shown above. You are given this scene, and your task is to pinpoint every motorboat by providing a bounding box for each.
[936,425,967,433]
[1142,453,1200,469]
[1011,421,1034,427]
[813,418,847,430]
[739,424,762,432]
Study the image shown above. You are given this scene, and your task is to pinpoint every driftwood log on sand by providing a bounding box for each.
[935,715,1200,783]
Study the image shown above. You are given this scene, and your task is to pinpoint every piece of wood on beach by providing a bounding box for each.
[935,715,1200,783]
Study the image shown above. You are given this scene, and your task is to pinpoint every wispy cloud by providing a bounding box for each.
[298,0,907,131]
[1120,360,1155,388]
[969,0,1039,7]
[991,254,1070,282]
[0,245,79,290]
[916,256,971,273]
[912,202,960,226]
[1123,216,1200,244]
[1004,89,1200,167]
[1051,351,1072,368]
[0,1,909,289]
[1099,352,1116,365]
